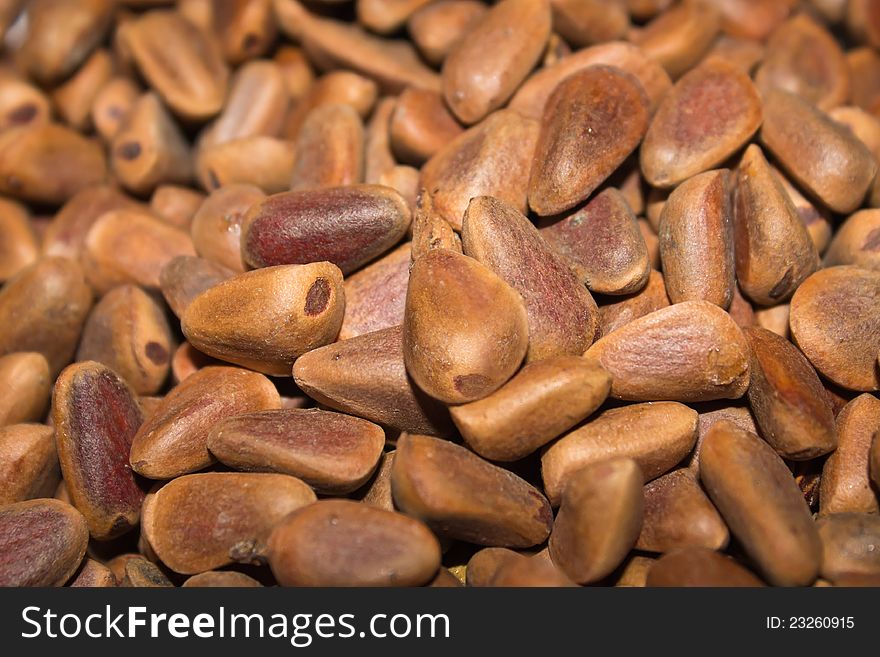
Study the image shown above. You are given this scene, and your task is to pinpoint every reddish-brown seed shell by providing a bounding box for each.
[816,513,880,583]
[597,270,671,338]
[408,1,488,66]
[658,169,734,308]
[129,366,282,479]
[466,547,521,587]
[289,104,365,191]
[640,59,762,188]
[714,0,793,41]
[510,41,672,119]
[76,284,174,396]
[614,554,655,587]
[0,499,89,586]
[744,327,837,460]
[450,356,610,462]
[774,167,832,257]
[190,184,264,273]
[171,341,221,384]
[631,0,720,79]
[0,197,38,283]
[392,433,552,547]
[0,257,94,376]
[0,352,51,427]
[755,13,849,111]
[19,0,113,84]
[820,394,880,515]
[293,326,453,437]
[241,185,411,275]
[200,59,287,145]
[207,408,385,494]
[733,145,819,305]
[120,10,229,121]
[488,550,577,586]
[541,401,698,506]
[182,571,262,588]
[789,266,880,392]
[700,420,822,586]
[550,0,630,48]
[274,0,439,94]
[69,558,118,588]
[268,499,441,587]
[53,361,145,540]
[42,185,141,261]
[549,457,644,584]
[142,471,317,575]
[110,92,194,196]
[824,209,880,271]
[390,87,464,165]
[848,0,880,50]
[541,187,651,295]
[0,122,107,204]
[441,0,551,124]
[760,89,878,214]
[528,66,650,216]
[419,109,539,231]
[181,263,345,376]
[82,207,197,294]
[689,405,758,478]
[120,557,173,588]
[150,185,204,229]
[159,255,236,320]
[195,136,296,194]
[403,249,529,404]
[361,450,396,511]
[339,242,410,341]
[462,195,599,362]
[0,424,59,506]
[646,547,764,587]
[636,468,729,554]
[584,301,751,402]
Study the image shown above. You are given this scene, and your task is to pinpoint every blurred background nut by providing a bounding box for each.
[0,123,107,205]
[214,0,277,64]
[81,207,196,294]
[119,9,229,121]
[20,0,114,84]
[111,93,194,196]
[407,1,486,67]
[195,136,296,193]
[52,49,114,132]
[441,0,551,124]
[0,352,50,427]
[0,70,51,132]
[0,257,93,376]
[0,197,39,283]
